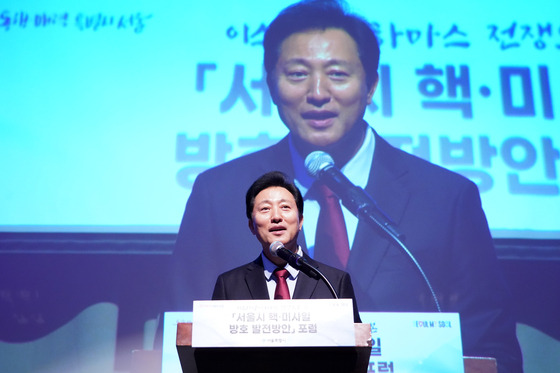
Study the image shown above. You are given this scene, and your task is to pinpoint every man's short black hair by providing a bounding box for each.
[246,171,304,219]
[264,0,380,90]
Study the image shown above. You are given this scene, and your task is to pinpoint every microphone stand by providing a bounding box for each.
[305,151,441,312]
[297,262,339,300]
[348,197,442,313]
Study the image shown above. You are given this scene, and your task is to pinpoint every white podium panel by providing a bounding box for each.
[192,299,355,348]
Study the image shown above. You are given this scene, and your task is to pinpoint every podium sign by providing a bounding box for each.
[192,299,355,347]
[360,312,464,373]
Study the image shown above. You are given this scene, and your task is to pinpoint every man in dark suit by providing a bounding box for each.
[211,171,362,323]
[170,1,522,371]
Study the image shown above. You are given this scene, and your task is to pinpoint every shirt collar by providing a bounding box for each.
[262,246,302,280]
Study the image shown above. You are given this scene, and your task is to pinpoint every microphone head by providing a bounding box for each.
[269,241,285,257]
[304,151,334,178]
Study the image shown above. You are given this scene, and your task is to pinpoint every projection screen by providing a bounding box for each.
[1,0,558,240]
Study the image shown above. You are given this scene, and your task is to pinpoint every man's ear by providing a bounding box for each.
[366,75,379,105]
[248,219,256,235]
[267,75,279,105]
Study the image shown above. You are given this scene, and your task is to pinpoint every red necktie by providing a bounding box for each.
[313,182,350,269]
[273,268,290,299]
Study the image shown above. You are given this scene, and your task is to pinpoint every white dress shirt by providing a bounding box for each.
[261,246,304,299]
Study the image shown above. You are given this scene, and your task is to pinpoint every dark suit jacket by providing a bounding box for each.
[170,128,522,372]
[211,254,362,323]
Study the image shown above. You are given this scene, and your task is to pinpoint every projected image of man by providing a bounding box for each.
[171,1,523,371]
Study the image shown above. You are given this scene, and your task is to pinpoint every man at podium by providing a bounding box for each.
[211,171,362,323]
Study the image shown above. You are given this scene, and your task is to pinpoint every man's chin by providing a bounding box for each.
[264,236,286,247]
[292,122,367,166]
[293,134,342,154]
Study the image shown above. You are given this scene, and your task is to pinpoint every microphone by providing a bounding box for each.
[305,151,402,239]
[305,151,442,312]
[269,241,338,299]
[269,241,310,271]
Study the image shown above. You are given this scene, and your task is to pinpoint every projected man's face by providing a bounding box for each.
[269,28,376,148]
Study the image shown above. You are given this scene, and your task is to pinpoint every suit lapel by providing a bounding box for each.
[243,257,270,300]
[347,132,410,290]
[292,255,320,299]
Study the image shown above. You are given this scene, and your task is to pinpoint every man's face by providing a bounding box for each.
[270,28,377,147]
[249,186,303,257]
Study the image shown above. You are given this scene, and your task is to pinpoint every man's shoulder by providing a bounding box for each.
[194,138,290,185]
[218,257,262,278]
[378,134,476,189]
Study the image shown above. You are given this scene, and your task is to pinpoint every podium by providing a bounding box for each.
[166,303,499,373]
[176,322,372,373]
[174,322,498,373]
